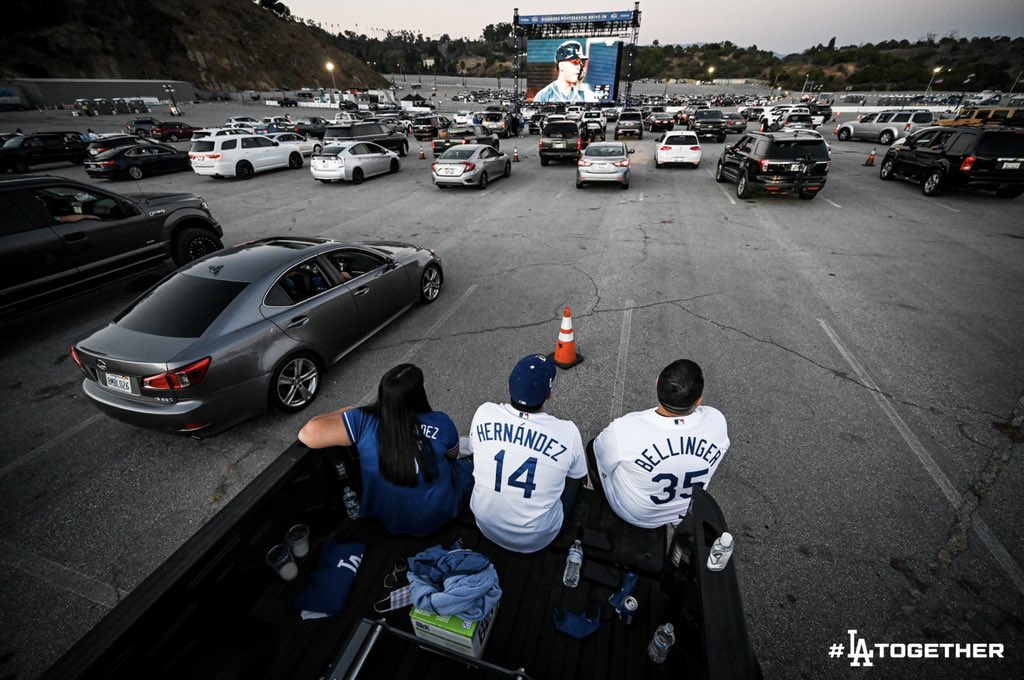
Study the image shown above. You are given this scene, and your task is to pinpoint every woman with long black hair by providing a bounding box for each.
[298,364,473,536]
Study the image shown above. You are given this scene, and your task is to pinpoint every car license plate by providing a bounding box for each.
[104,372,132,394]
[554,142,565,148]
[439,166,458,176]
[1003,162,1020,170]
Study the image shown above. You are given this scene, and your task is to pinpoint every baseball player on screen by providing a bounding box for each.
[534,40,600,104]
[469,355,587,553]
[589,359,730,529]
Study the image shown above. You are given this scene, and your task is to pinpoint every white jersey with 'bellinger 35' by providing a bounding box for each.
[470,402,587,553]
[593,405,730,529]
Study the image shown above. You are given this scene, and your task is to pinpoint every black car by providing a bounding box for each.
[645,113,675,132]
[292,117,330,139]
[84,143,190,180]
[86,134,156,158]
[279,97,299,107]
[124,118,162,136]
[715,130,831,200]
[722,112,748,134]
[688,110,728,142]
[323,122,409,156]
[879,126,1024,199]
[430,125,499,157]
[0,175,223,316]
[0,132,87,173]
[411,115,452,141]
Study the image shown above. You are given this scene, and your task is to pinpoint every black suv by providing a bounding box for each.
[880,126,1024,199]
[323,122,409,156]
[614,110,644,139]
[1,132,87,173]
[0,175,224,316]
[688,110,728,142]
[715,131,831,199]
[539,121,582,165]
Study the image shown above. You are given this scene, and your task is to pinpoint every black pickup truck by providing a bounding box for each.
[41,441,762,680]
[688,110,728,142]
[431,125,500,157]
[0,131,87,173]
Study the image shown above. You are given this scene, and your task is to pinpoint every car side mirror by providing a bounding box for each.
[628,149,635,154]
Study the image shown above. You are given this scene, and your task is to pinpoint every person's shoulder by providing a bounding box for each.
[471,402,503,418]
[422,409,456,427]
[611,407,658,427]
[697,405,727,425]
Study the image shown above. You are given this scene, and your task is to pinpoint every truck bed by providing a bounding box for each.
[42,443,761,680]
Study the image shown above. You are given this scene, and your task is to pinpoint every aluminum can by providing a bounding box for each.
[619,596,638,625]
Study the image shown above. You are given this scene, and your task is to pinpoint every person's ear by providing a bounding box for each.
[546,391,552,402]
[695,394,704,407]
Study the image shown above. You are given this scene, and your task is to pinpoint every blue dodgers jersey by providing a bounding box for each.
[343,409,472,536]
[469,403,587,553]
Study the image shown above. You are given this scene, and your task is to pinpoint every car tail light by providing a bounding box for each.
[96,161,115,167]
[294,127,301,133]
[69,344,88,376]
[759,159,770,172]
[207,153,222,160]
[577,138,582,150]
[94,147,109,154]
[960,156,976,172]
[904,123,912,131]
[143,357,211,390]
[578,159,592,167]
[613,159,630,167]
[431,163,438,172]
[660,145,672,151]
[538,141,543,150]
[690,146,701,151]
[462,162,476,171]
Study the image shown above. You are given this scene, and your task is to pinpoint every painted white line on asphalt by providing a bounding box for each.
[935,202,960,213]
[358,284,478,405]
[610,300,634,422]
[0,413,104,481]
[707,168,737,204]
[638,191,645,202]
[825,198,843,209]
[555,188,566,199]
[0,540,129,608]
[818,319,1024,596]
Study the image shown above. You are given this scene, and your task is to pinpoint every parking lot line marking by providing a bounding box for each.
[818,319,1024,596]
[707,168,737,204]
[358,284,478,405]
[555,188,566,199]
[0,413,104,481]
[935,202,961,213]
[0,540,129,609]
[638,191,644,202]
[610,300,634,422]
[825,198,843,209]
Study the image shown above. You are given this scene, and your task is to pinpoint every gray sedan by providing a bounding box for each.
[431,143,511,189]
[70,237,443,437]
[576,141,634,189]
[310,141,400,184]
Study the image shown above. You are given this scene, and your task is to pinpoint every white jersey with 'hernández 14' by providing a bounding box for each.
[470,403,587,553]
[594,405,729,528]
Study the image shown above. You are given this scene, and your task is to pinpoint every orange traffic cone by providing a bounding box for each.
[550,307,584,369]
[418,145,426,160]
[863,147,876,167]
[513,146,520,162]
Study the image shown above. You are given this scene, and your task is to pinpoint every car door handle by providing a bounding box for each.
[354,287,370,297]
[286,316,310,328]
[63,232,86,242]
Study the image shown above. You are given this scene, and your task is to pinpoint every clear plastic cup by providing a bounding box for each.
[286,524,310,559]
[266,543,298,581]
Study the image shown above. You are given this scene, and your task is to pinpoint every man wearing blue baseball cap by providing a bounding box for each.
[534,40,600,104]
[468,354,587,553]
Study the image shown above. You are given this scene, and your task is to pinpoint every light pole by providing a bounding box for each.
[325,61,336,91]
[925,66,942,94]
[162,84,178,116]
[397,63,405,83]
[708,66,715,85]
[958,73,976,112]
[800,74,810,97]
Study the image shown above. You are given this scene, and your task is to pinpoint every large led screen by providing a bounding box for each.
[526,37,622,104]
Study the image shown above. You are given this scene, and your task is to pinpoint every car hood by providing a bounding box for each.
[122,192,205,209]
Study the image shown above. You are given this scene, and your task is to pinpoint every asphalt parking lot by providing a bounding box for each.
[1,102,1023,679]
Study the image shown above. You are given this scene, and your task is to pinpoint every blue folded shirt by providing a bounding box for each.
[292,539,365,617]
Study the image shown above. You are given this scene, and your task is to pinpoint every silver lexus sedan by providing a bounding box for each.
[576,141,634,189]
[71,237,443,437]
[431,143,511,189]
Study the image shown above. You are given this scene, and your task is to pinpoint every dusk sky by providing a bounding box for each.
[287,0,1024,55]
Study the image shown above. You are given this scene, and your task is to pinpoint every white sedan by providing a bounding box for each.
[310,141,400,184]
[264,132,322,156]
[655,131,702,168]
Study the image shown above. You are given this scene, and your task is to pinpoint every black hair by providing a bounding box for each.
[361,364,435,487]
[657,360,704,413]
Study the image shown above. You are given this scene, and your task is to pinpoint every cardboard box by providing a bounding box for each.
[409,603,499,658]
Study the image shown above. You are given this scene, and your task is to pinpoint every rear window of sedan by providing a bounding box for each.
[440,148,475,160]
[115,274,249,338]
[318,145,349,156]
[543,123,579,138]
[585,145,626,157]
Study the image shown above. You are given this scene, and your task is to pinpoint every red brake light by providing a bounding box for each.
[578,159,592,166]
[904,123,911,131]
[613,159,630,167]
[462,162,476,171]
[143,357,211,390]
[97,161,115,167]
[577,138,582,150]
[208,153,222,160]
[294,127,301,133]
[431,163,438,172]
[660,145,672,151]
[690,146,701,151]
[759,159,770,172]
[69,344,87,375]
[95,147,108,154]
[960,156,976,172]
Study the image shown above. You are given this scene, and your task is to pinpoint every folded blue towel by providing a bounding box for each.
[292,539,365,617]
[407,545,501,621]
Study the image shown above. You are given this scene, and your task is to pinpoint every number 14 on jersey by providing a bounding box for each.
[493,449,538,498]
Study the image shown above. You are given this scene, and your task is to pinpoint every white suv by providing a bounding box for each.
[189,134,304,179]
[760,105,809,131]
[581,110,607,128]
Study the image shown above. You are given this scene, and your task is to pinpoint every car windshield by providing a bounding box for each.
[770,140,830,161]
[190,141,215,152]
[440,148,476,160]
[544,123,578,138]
[975,131,1024,157]
[3,137,25,148]
[115,274,248,338]
[586,145,625,157]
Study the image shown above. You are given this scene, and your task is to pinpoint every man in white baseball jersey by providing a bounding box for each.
[470,354,587,553]
[589,359,729,529]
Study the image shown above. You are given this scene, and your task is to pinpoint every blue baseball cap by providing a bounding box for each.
[508,354,557,408]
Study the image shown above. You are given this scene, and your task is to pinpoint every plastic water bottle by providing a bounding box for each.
[563,540,583,588]
[707,532,734,572]
[342,486,360,520]
[648,623,676,664]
